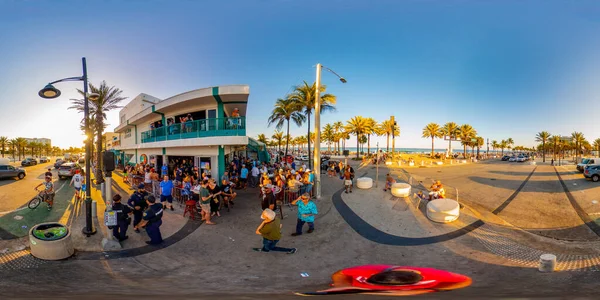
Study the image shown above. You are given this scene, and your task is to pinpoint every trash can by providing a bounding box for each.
[29,223,74,260]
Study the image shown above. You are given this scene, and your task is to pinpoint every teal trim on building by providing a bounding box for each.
[218,145,225,181]
[162,147,166,155]
[135,149,138,164]
[212,86,224,119]
[134,125,138,144]
[151,105,166,126]
[140,117,246,143]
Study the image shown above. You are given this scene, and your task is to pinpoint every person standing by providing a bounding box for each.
[161,163,168,178]
[134,195,164,245]
[291,193,318,236]
[111,194,132,242]
[253,208,297,254]
[70,170,84,200]
[343,168,353,194]
[208,179,222,217]
[128,183,149,233]
[240,165,249,189]
[199,180,216,225]
[250,164,260,188]
[160,175,174,211]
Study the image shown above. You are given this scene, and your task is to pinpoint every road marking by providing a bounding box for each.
[0,207,28,216]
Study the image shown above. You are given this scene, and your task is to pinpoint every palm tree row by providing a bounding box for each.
[536,131,599,162]
[421,122,489,158]
[0,136,81,160]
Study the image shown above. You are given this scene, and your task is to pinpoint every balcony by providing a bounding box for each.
[141,117,246,143]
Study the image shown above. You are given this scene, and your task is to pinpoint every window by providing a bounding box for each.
[0,166,7,170]
[8,166,14,170]
[120,115,126,124]
[208,109,216,119]
[125,128,132,138]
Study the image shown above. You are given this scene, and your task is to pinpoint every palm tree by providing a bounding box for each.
[8,139,17,160]
[550,135,561,161]
[491,140,498,154]
[422,123,443,157]
[267,98,305,160]
[272,130,284,153]
[506,138,514,151]
[288,81,337,166]
[345,116,369,159]
[71,81,127,179]
[571,131,585,163]
[358,135,368,153]
[14,138,26,160]
[339,130,350,153]
[332,121,344,155]
[476,137,484,158]
[0,136,7,158]
[364,118,377,155]
[458,124,477,158]
[499,140,508,156]
[535,131,551,162]
[380,120,400,153]
[322,124,335,154]
[442,122,460,155]
[257,133,269,145]
[593,138,600,156]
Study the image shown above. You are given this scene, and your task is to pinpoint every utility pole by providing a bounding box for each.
[375,142,379,188]
[486,138,489,158]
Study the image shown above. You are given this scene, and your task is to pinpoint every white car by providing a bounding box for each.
[509,156,517,162]
[297,155,309,161]
[516,156,526,162]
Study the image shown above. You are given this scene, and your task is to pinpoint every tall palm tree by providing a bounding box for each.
[593,138,600,156]
[345,116,369,159]
[322,124,335,154]
[571,131,585,163]
[550,135,561,161]
[422,123,443,157]
[506,138,514,151]
[500,140,508,156]
[288,81,337,165]
[0,136,7,158]
[15,138,26,160]
[364,118,377,155]
[380,120,400,153]
[257,133,269,145]
[332,121,344,155]
[267,98,305,160]
[272,131,284,153]
[535,131,551,162]
[476,137,484,158]
[442,122,460,155]
[71,81,127,179]
[491,140,498,154]
[27,141,36,157]
[458,124,477,158]
[8,139,17,160]
[339,130,350,153]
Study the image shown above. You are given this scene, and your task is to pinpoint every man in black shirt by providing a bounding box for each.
[261,184,277,211]
[111,194,132,242]
[220,180,237,211]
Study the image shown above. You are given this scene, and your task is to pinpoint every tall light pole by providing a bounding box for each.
[313,63,346,199]
[39,57,99,237]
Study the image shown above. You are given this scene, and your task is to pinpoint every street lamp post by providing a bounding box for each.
[313,63,346,199]
[39,57,99,237]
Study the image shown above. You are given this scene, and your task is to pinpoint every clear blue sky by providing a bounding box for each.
[1,0,600,149]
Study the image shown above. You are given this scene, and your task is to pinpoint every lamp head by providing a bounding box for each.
[38,84,61,99]
[339,77,347,83]
[88,92,100,101]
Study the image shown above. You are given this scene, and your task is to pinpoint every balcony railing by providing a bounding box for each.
[141,117,246,143]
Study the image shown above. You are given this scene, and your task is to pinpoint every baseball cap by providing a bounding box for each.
[306,169,311,172]
[138,183,145,189]
[261,208,276,220]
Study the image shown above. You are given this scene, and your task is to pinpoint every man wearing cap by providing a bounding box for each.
[134,195,164,245]
[128,183,149,232]
[261,184,277,211]
[291,193,318,236]
[253,208,297,254]
[111,194,132,242]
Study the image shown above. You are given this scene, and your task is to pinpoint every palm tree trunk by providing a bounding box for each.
[285,120,290,160]
[431,137,434,157]
[386,134,389,152]
[306,112,311,167]
[367,134,371,155]
[542,141,546,162]
[356,134,360,159]
[463,144,467,159]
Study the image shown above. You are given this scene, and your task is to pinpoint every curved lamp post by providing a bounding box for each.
[39,57,99,237]
[314,63,346,199]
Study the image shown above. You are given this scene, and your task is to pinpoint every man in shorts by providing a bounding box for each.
[70,170,84,200]
[159,175,174,211]
[343,168,353,194]
[240,165,249,189]
[199,180,216,225]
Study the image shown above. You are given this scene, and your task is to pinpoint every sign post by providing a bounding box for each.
[375,143,380,188]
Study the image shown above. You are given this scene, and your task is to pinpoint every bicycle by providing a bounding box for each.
[28,188,52,210]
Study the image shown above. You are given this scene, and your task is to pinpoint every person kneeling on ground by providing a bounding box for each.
[253,208,296,254]
[383,173,396,192]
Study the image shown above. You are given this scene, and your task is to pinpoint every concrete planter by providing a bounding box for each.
[391,183,411,198]
[436,161,443,165]
[356,177,373,189]
[29,223,74,260]
[427,199,460,223]
[461,160,467,164]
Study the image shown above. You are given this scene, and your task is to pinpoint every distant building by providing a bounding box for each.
[25,138,51,146]
[103,132,120,150]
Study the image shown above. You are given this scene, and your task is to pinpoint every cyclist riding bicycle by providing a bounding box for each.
[34,176,55,211]
[70,170,84,200]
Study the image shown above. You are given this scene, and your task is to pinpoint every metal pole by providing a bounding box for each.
[375,142,379,188]
[391,116,395,159]
[82,57,96,236]
[314,63,322,199]
[105,171,113,209]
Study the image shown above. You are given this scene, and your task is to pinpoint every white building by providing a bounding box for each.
[112,85,268,179]
[25,138,51,145]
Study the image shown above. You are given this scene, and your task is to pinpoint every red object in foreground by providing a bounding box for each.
[296,265,472,296]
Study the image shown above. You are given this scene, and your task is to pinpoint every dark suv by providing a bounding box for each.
[21,158,38,166]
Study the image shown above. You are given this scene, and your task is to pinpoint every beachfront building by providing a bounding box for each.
[103,132,120,150]
[25,137,51,146]
[112,85,269,179]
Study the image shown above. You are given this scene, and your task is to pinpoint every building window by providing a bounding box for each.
[120,115,126,124]
[125,128,132,138]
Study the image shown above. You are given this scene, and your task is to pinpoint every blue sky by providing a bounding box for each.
[1,0,600,149]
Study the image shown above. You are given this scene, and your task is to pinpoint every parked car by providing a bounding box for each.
[297,155,309,161]
[21,158,38,166]
[516,155,526,162]
[54,159,65,169]
[501,155,511,161]
[584,165,600,182]
[0,164,26,180]
[58,162,82,179]
[508,156,517,162]
[321,159,340,171]
[39,156,50,163]
[577,158,600,172]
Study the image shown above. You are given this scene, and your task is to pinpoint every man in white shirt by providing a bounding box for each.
[70,170,84,200]
[251,165,260,188]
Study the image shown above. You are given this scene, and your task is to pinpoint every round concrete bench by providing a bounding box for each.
[461,160,467,164]
[29,223,74,260]
[385,161,392,166]
[427,199,460,223]
[356,177,373,189]
[408,162,414,167]
[530,161,536,165]
[436,161,443,165]
[391,183,411,197]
